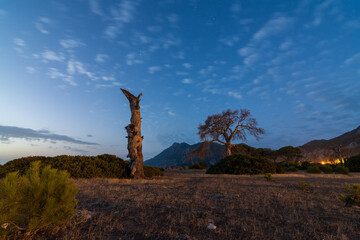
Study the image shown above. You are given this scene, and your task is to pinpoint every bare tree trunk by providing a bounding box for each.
[225,144,232,157]
[121,88,145,178]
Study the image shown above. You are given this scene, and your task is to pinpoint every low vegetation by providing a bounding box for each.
[0,161,78,236]
[297,181,313,192]
[340,184,360,207]
[189,161,207,169]
[0,154,163,179]
[264,173,273,181]
[2,170,359,239]
[206,154,277,175]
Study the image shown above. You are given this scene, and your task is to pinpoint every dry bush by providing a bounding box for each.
[7,170,360,239]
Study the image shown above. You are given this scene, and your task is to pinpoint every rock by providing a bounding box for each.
[207,224,217,230]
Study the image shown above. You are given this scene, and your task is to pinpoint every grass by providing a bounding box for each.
[6,170,360,239]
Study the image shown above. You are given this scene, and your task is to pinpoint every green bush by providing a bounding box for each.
[0,161,78,236]
[286,166,298,172]
[143,166,164,177]
[340,184,360,206]
[299,161,311,170]
[345,155,360,172]
[306,166,322,174]
[334,165,349,175]
[320,165,333,174]
[264,173,273,181]
[0,155,163,179]
[297,181,313,192]
[189,161,207,169]
[206,154,277,175]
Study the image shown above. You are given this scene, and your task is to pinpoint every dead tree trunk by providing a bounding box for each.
[121,88,145,178]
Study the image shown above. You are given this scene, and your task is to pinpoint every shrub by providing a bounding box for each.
[339,184,360,206]
[264,173,273,181]
[306,166,322,174]
[0,155,163,179]
[206,154,277,175]
[297,181,313,192]
[321,165,333,174]
[189,161,207,169]
[286,166,298,172]
[334,165,349,175]
[143,166,164,177]
[345,155,360,172]
[0,161,78,236]
[299,161,311,170]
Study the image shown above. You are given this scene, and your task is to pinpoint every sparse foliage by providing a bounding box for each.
[0,161,78,236]
[307,166,322,174]
[198,109,264,157]
[340,184,360,207]
[297,181,313,192]
[264,173,273,181]
[334,165,349,175]
[277,146,302,167]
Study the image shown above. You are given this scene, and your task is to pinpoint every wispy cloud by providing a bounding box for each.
[34,17,52,34]
[89,0,103,16]
[0,125,98,145]
[219,35,239,46]
[95,54,109,63]
[48,68,77,86]
[126,52,143,65]
[183,63,192,69]
[14,38,25,47]
[67,60,96,80]
[253,14,293,41]
[148,66,162,74]
[59,39,85,49]
[104,0,138,39]
[344,53,360,65]
[26,66,36,74]
[228,91,242,99]
[42,50,65,62]
[181,78,192,84]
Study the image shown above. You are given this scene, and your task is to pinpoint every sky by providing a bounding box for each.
[0,0,360,164]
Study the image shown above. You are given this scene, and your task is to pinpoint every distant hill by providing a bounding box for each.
[299,126,360,162]
[145,142,225,167]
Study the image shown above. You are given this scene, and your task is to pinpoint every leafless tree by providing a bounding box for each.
[121,88,145,178]
[198,109,265,157]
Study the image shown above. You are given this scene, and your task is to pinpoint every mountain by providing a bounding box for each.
[145,142,225,167]
[299,126,360,162]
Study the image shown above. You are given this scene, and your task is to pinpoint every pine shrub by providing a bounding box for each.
[334,165,349,175]
[340,184,360,206]
[0,161,78,236]
[306,166,322,174]
[264,173,273,181]
[206,154,277,175]
[297,181,313,192]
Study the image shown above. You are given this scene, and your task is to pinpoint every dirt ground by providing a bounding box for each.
[32,170,360,239]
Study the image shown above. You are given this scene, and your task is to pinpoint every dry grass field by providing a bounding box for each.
[25,170,360,239]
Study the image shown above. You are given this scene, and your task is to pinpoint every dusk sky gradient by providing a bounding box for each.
[1,0,360,164]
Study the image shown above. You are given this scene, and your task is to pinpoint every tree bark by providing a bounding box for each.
[121,88,145,178]
[225,144,232,157]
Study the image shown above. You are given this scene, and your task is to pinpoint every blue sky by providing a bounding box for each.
[1,0,360,164]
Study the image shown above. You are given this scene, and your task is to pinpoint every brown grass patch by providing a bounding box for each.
[13,171,360,239]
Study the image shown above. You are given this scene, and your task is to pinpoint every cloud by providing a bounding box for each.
[42,50,65,62]
[104,0,138,39]
[183,63,192,69]
[48,68,77,86]
[26,66,36,74]
[67,60,96,80]
[231,1,241,13]
[0,9,6,19]
[168,111,176,116]
[95,54,109,63]
[89,0,103,15]
[34,17,52,34]
[14,38,25,47]
[0,125,98,145]
[253,14,293,41]
[126,52,143,65]
[148,66,161,74]
[228,91,242,99]
[59,39,84,49]
[181,78,192,84]
[344,53,360,65]
[219,35,239,46]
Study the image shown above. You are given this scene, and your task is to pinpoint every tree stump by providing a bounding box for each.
[121,88,145,178]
